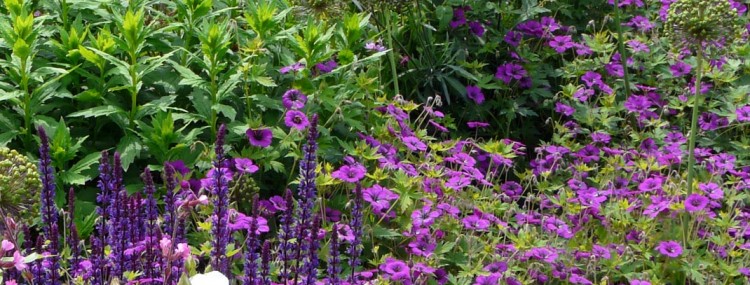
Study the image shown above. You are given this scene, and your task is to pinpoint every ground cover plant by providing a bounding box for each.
[1,0,750,284]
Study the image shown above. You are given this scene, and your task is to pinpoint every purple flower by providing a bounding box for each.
[630,280,651,285]
[737,105,750,122]
[684,194,709,213]
[468,21,485,37]
[670,61,692,77]
[698,182,724,200]
[365,41,386,52]
[280,62,304,74]
[627,40,649,53]
[591,132,611,144]
[569,273,592,285]
[331,164,367,183]
[450,6,469,28]
[401,136,427,152]
[234,158,259,174]
[624,95,652,113]
[626,16,653,33]
[165,160,190,176]
[362,185,399,214]
[412,206,441,228]
[549,35,573,53]
[526,247,558,263]
[462,215,490,231]
[474,273,502,285]
[655,240,683,258]
[638,177,663,193]
[504,30,522,46]
[555,102,575,116]
[282,89,307,110]
[284,110,309,130]
[592,245,611,259]
[466,85,485,104]
[246,127,273,148]
[699,112,728,131]
[495,63,527,84]
[467,121,489,128]
[379,258,410,281]
[315,59,338,74]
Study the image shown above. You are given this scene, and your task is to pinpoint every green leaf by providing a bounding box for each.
[372,225,401,239]
[59,152,101,185]
[117,135,142,171]
[212,104,237,120]
[253,76,277,87]
[68,105,126,118]
[0,130,18,146]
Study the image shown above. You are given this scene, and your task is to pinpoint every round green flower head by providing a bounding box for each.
[0,147,41,230]
[664,0,744,53]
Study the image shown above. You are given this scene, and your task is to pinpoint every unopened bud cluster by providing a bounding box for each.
[664,0,744,52]
[0,147,41,228]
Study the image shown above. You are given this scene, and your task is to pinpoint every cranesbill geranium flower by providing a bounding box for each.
[362,185,399,214]
[462,215,490,231]
[468,21,485,37]
[630,280,651,285]
[684,193,709,212]
[656,240,683,258]
[698,182,724,200]
[331,164,367,183]
[401,136,427,152]
[282,89,307,110]
[670,61,692,77]
[555,102,575,116]
[284,110,309,130]
[379,258,411,282]
[495,63,527,84]
[234,158,258,174]
[549,35,573,53]
[246,128,273,148]
[466,85,485,104]
[280,62,304,74]
[736,105,750,122]
[474,273,502,285]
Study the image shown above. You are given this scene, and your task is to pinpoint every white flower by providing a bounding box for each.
[189,271,229,285]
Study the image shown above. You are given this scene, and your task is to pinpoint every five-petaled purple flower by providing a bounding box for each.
[284,110,310,130]
[655,240,683,258]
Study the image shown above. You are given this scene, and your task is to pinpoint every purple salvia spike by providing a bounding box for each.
[294,114,319,284]
[328,222,341,285]
[211,124,231,276]
[32,236,45,284]
[304,215,321,285]
[243,194,261,285]
[348,183,364,283]
[141,168,160,279]
[277,189,295,281]
[67,187,81,268]
[37,126,61,284]
[261,240,271,285]
[163,163,177,238]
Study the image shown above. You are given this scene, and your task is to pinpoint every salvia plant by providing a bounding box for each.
[0,0,749,284]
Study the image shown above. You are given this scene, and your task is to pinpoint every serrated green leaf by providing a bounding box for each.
[117,135,142,171]
[68,105,126,118]
[253,76,277,87]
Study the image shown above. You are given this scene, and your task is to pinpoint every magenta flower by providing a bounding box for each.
[462,215,490,231]
[656,240,683,258]
[736,105,750,122]
[13,251,26,271]
[331,164,367,183]
[280,62,304,74]
[684,194,709,212]
[362,184,399,214]
[466,85,485,104]
[284,110,309,130]
[401,136,427,152]
[630,280,651,285]
[379,257,410,281]
[246,128,273,148]
[549,35,573,53]
[468,21,485,37]
[495,63,527,84]
[165,160,190,176]
[474,273,502,285]
[314,59,337,74]
[591,245,611,259]
[282,89,307,110]
[698,182,724,200]
[234,158,259,174]
[365,41,386,52]
[555,102,575,116]
[467,121,489,128]
[670,61,692,77]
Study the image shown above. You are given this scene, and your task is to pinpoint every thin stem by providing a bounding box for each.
[682,46,703,245]
[612,0,632,101]
[384,12,399,96]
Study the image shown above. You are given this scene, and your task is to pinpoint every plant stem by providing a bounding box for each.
[682,46,703,245]
[384,11,399,97]
[612,0,631,101]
